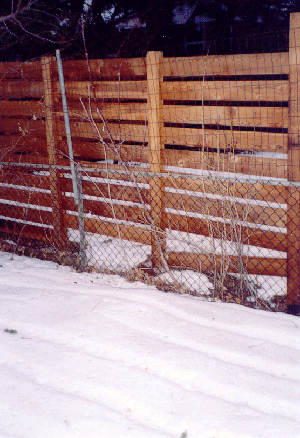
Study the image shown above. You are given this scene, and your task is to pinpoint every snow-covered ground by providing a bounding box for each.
[0,251,299,438]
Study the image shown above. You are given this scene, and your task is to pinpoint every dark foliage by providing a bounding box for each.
[0,1,299,61]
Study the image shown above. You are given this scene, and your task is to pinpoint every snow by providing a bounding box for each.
[0,251,299,438]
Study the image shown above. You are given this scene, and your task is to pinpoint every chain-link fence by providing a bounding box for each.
[1,17,300,315]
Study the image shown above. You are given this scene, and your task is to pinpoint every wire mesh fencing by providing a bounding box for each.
[1,18,300,314]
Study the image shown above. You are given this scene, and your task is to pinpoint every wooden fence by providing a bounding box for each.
[0,13,300,312]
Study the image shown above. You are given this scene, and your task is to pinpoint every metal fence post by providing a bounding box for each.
[56,50,87,269]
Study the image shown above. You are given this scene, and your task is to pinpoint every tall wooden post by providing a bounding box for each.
[287,12,300,314]
[146,51,167,269]
[41,56,67,250]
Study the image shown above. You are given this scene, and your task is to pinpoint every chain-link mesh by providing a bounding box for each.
[1,22,300,315]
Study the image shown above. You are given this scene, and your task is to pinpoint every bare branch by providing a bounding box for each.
[0,0,37,23]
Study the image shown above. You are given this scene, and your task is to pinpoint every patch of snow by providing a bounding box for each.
[0,251,299,438]
[158,269,213,295]
[69,229,150,270]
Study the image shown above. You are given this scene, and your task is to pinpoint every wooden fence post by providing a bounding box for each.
[287,12,300,314]
[146,51,167,269]
[41,56,67,250]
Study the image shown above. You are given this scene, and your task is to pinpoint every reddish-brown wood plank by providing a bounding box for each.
[163,150,287,179]
[164,177,288,204]
[162,80,289,102]
[0,118,46,136]
[63,196,150,224]
[166,212,286,252]
[0,100,45,118]
[61,175,149,204]
[0,186,52,207]
[0,171,51,190]
[0,203,52,225]
[63,100,146,123]
[165,191,286,228]
[164,127,287,153]
[60,120,149,144]
[59,140,149,163]
[162,52,289,77]
[163,105,288,129]
[0,61,42,79]
[0,80,44,98]
[58,58,146,80]
[0,219,53,242]
[61,80,147,100]
[66,215,151,244]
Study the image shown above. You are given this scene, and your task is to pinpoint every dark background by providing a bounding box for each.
[1,0,300,60]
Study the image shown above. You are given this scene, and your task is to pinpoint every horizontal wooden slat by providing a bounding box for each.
[0,100,45,118]
[1,155,51,165]
[65,101,146,122]
[166,212,286,252]
[0,137,48,158]
[168,251,287,276]
[162,80,289,102]
[0,219,53,242]
[0,171,51,190]
[63,168,149,184]
[164,177,288,204]
[0,204,52,225]
[61,176,149,204]
[0,118,46,136]
[64,197,150,224]
[61,80,147,100]
[0,80,44,98]
[63,120,148,144]
[62,124,288,154]
[66,216,151,245]
[163,149,287,179]
[0,187,52,207]
[162,52,289,77]
[163,105,288,129]
[0,151,48,163]
[0,61,42,79]
[59,58,146,80]
[164,127,287,152]
[57,139,103,161]
[165,192,286,228]
[60,140,149,163]
[84,185,148,205]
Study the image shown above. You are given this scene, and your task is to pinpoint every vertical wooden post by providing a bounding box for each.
[41,56,67,250]
[146,51,166,269]
[287,12,300,314]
